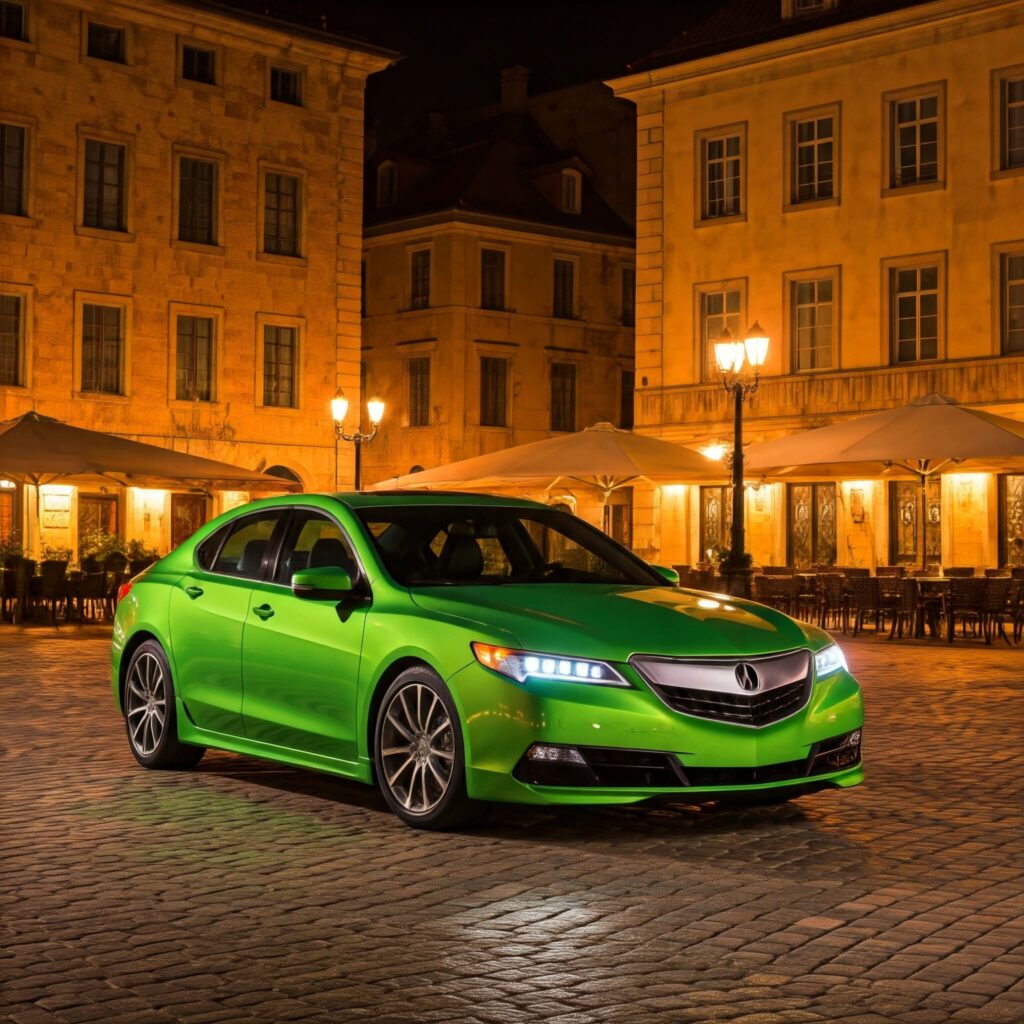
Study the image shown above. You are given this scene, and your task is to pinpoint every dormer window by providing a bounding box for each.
[377,161,397,208]
[559,169,581,214]
[783,0,836,17]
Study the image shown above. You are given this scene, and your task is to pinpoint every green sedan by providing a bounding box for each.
[111,492,863,829]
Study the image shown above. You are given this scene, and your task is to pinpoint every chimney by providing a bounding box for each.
[500,66,530,113]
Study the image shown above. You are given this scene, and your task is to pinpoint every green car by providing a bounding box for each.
[112,492,863,829]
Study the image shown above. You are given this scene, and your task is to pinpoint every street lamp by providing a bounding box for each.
[331,389,385,491]
[714,320,769,597]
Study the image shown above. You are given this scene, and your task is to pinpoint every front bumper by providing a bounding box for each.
[448,659,864,805]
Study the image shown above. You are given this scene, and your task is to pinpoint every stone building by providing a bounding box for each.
[0,0,393,555]
[359,69,636,536]
[611,0,1024,569]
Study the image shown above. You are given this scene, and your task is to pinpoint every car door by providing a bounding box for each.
[240,508,368,765]
[168,508,287,736]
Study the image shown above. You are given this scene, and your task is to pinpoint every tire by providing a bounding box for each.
[373,666,479,830]
[123,639,205,770]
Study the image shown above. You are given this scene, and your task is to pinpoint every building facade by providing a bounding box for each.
[360,70,636,533]
[612,0,1024,568]
[0,0,392,556]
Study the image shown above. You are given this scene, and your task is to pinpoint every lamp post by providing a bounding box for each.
[713,320,769,597]
[331,390,385,491]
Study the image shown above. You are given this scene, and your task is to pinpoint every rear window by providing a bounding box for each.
[205,512,284,579]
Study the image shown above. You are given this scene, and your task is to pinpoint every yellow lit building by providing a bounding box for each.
[360,70,636,534]
[0,0,394,555]
[611,0,1024,569]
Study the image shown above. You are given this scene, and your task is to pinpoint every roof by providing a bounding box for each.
[335,491,546,509]
[629,0,940,74]
[366,111,634,240]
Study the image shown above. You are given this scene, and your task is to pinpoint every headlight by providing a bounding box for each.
[471,642,630,687]
[814,643,848,679]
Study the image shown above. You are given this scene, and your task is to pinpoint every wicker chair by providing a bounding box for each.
[981,577,1013,646]
[943,566,975,578]
[889,577,919,640]
[848,576,886,635]
[816,574,848,633]
[78,571,107,621]
[842,567,871,579]
[944,577,987,642]
[38,560,68,625]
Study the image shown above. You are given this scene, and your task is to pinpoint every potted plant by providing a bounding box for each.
[125,538,161,574]
[0,531,23,567]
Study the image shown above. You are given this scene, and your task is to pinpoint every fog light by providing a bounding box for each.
[810,729,862,775]
[526,744,586,765]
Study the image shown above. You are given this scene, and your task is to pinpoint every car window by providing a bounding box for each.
[211,512,284,579]
[195,524,230,570]
[275,511,357,585]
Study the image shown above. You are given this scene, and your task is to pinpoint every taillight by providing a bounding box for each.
[117,579,135,605]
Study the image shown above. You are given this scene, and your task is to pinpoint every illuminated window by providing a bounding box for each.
[408,356,430,426]
[87,22,125,63]
[175,315,213,401]
[270,66,301,105]
[1003,251,1024,355]
[263,172,300,256]
[81,303,123,394]
[182,44,216,85]
[83,139,126,231]
[550,362,576,432]
[698,284,743,379]
[480,356,507,427]
[410,249,430,309]
[178,157,217,245]
[0,122,26,216]
[263,324,297,408]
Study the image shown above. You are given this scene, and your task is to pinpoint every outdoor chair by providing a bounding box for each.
[78,572,107,621]
[889,577,920,640]
[1008,580,1024,644]
[848,576,889,635]
[875,566,906,577]
[816,573,848,633]
[793,576,818,622]
[765,575,797,616]
[943,577,987,642]
[761,566,792,576]
[80,555,100,574]
[842,567,870,578]
[38,560,68,625]
[1012,567,1024,580]
[984,568,1010,578]
[752,574,772,606]
[10,558,37,625]
[980,577,1013,646]
[1,565,17,621]
[943,566,975,578]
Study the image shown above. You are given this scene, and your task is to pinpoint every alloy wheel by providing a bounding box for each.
[379,683,455,815]
[126,651,167,757]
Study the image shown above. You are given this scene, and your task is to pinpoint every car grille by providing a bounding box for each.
[651,679,809,727]
[680,759,809,787]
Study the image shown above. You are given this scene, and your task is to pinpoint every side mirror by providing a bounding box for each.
[292,566,354,600]
[650,564,680,586]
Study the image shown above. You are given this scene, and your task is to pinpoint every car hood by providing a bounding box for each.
[408,584,811,661]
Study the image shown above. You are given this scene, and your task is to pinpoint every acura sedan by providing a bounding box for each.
[112,493,863,829]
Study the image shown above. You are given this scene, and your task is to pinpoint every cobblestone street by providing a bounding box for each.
[1,629,1022,1024]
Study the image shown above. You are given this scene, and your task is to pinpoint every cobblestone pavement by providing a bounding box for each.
[1,627,1022,1024]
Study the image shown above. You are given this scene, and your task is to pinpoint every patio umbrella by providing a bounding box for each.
[744,393,1024,567]
[0,411,299,492]
[372,421,724,525]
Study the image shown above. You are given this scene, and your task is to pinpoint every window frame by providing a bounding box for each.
[0,281,30,389]
[694,122,746,226]
[479,352,510,428]
[783,266,840,373]
[694,278,746,382]
[783,102,841,211]
[268,61,305,107]
[176,36,221,90]
[408,245,432,311]
[552,255,577,319]
[168,301,222,405]
[479,244,510,312]
[173,147,222,250]
[81,12,130,66]
[0,1,29,44]
[202,509,289,582]
[559,168,581,214]
[549,360,577,433]
[74,291,131,399]
[256,313,303,411]
[407,354,431,427]
[258,162,305,262]
[882,81,946,197]
[76,127,133,240]
[992,64,1024,179]
[0,115,32,221]
[994,241,1024,356]
[882,251,946,365]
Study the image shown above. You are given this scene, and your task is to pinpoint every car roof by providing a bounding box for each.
[327,491,549,511]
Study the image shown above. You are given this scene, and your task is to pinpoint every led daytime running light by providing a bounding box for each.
[814,643,848,679]
[472,643,629,687]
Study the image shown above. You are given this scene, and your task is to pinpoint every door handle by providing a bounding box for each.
[252,603,275,621]
[185,585,204,600]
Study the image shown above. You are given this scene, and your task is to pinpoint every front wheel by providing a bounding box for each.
[374,667,479,830]
[124,640,205,770]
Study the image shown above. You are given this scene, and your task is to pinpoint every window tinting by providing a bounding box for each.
[175,315,213,401]
[408,355,430,427]
[0,293,22,387]
[274,512,354,584]
[83,139,126,231]
[263,324,297,407]
[270,66,301,105]
[480,355,507,427]
[182,44,215,84]
[481,249,505,310]
[263,172,300,256]
[178,157,216,244]
[0,2,25,40]
[87,22,125,63]
[0,123,26,216]
[81,303,122,394]
[211,512,283,578]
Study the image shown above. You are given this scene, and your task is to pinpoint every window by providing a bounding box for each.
[550,362,576,432]
[789,111,836,204]
[889,478,941,566]
[791,276,835,371]
[887,89,941,188]
[787,483,837,568]
[182,44,216,85]
[0,293,22,386]
[998,475,1024,568]
[699,129,742,220]
[178,157,216,245]
[480,356,507,427]
[376,162,397,207]
[552,258,575,318]
[699,286,742,379]
[263,172,300,256]
[275,511,355,585]
[619,369,635,429]
[1000,74,1024,171]
[83,139,126,231]
[605,499,633,549]
[408,356,430,427]
[410,249,430,309]
[890,263,940,363]
[211,511,285,579]
[263,325,297,407]
[86,22,125,63]
[270,66,301,105]
[560,169,580,214]
[621,266,635,327]
[81,303,123,394]
[700,485,732,560]
[78,494,117,551]
[0,123,26,216]
[175,315,213,401]
[1002,251,1024,354]
[0,2,25,41]
[481,248,506,310]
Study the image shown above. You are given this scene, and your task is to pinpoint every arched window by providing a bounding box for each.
[265,465,303,487]
[377,161,397,207]
[559,169,581,214]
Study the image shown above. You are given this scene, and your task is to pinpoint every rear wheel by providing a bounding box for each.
[124,640,205,770]
[374,667,478,830]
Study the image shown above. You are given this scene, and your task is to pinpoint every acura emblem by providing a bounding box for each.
[735,663,760,692]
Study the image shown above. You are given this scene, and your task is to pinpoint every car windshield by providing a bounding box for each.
[356,505,663,587]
